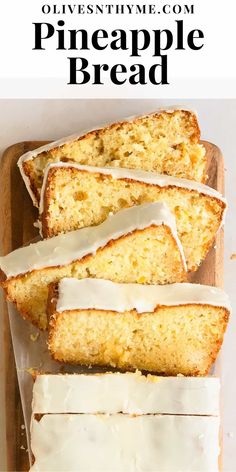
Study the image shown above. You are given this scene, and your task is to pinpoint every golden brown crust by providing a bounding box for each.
[47,283,59,324]
[49,303,230,319]
[4,294,44,329]
[20,109,203,206]
[0,268,7,284]
[22,159,41,203]
[49,110,201,151]
[34,413,44,422]
[41,169,52,238]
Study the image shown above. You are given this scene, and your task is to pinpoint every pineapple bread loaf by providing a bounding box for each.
[40,163,226,272]
[30,414,220,472]
[32,372,220,415]
[0,203,187,329]
[18,108,206,206]
[30,371,220,471]
[47,278,230,375]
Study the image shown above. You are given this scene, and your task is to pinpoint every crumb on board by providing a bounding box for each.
[230,254,236,260]
[20,445,25,450]
[30,333,39,342]
[21,424,25,430]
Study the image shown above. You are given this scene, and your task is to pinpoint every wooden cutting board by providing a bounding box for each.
[0,140,224,471]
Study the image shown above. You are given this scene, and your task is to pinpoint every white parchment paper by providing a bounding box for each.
[7,302,110,467]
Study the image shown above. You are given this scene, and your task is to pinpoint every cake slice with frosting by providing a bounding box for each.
[18,108,206,207]
[47,278,230,375]
[39,163,226,272]
[0,202,187,329]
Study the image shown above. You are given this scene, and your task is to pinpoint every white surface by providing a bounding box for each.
[0,1,236,98]
[0,99,236,471]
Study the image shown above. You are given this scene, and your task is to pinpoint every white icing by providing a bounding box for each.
[0,202,185,278]
[30,414,220,471]
[17,107,199,207]
[39,161,226,218]
[32,373,220,416]
[56,278,231,314]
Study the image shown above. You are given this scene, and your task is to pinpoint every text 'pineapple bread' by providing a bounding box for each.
[18,108,206,206]
[0,203,187,329]
[48,278,230,376]
[40,163,226,272]
[32,372,220,415]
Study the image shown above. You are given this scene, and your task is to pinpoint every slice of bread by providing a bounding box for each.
[18,109,206,206]
[0,203,187,329]
[47,278,230,376]
[30,414,220,471]
[40,163,226,271]
[32,372,220,415]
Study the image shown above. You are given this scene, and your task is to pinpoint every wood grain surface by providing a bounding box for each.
[0,140,224,472]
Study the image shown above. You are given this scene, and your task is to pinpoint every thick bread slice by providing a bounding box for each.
[30,414,220,472]
[0,203,187,329]
[40,163,226,271]
[47,279,230,376]
[18,109,206,206]
[32,372,220,415]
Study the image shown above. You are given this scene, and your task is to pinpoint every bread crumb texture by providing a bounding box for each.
[48,304,229,376]
[23,110,206,203]
[42,167,225,273]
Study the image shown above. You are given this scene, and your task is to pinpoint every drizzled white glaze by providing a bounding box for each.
[0,202,185,278]
[30,414,220,471]
[17,107,199,206]
[32,372,220,415]
[56,278,231,314]
[39,161,226,217]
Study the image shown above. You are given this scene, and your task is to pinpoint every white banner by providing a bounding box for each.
[0,0,236,97]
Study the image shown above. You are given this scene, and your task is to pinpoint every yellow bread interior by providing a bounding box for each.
[48,298,229,376]
[22,110,206,203]
[42,167,225,271]
[1,226,187,329]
